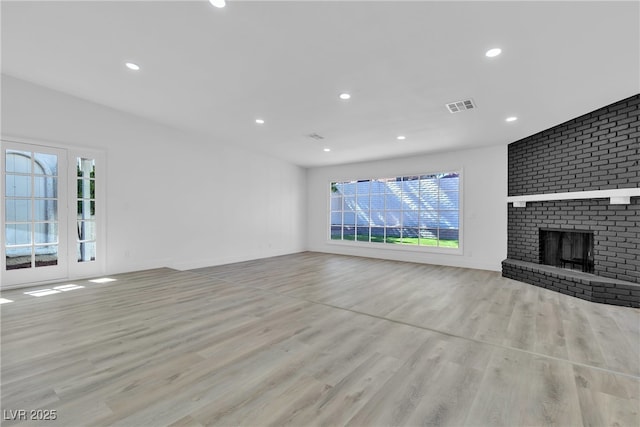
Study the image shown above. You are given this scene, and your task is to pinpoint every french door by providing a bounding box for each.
[1,140,103,288]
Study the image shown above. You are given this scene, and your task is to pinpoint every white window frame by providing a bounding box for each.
[327,170,463,255]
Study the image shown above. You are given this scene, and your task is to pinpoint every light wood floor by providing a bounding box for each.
[1,252,638,426]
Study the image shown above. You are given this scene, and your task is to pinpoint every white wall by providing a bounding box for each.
[307,145,507,271]
[2,74,506,277]
[1,75,306,275]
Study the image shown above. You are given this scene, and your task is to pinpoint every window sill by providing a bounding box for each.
[326,239,463,256]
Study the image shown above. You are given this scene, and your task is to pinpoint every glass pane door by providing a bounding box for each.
[2,142,67,287]
[77,157,96,263]
[67,149,104,279]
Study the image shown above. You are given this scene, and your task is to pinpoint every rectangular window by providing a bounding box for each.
[330,172,460,249]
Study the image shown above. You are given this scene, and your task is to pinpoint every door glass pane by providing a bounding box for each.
[34,152,58,176]
[6,224,31,245]
[77,221,96,241]
[77,179,93,199]
[35,245,58,267]
[5,150,31,173]
[77,200,95,217]
[34,176,58,198]
[34,200,58,221]
[77,242,96,262]
[4,149,59,271]
[77,158,96,263]
[5,199,31,222]
[35,223,58,244]
[5,174,31,197]
[6,247,31,270]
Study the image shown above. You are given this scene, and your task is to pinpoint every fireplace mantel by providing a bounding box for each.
[507,188,640,207]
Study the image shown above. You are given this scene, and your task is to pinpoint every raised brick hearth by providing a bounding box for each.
[502,259,640,306]
[503,94,639,307]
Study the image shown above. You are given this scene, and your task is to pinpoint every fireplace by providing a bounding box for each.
[502,94,638,307]
[539,229,594,274]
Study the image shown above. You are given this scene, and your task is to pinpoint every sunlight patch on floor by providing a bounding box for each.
[88,278,117,284]
[24,289,61,297]
[54,284,85,291]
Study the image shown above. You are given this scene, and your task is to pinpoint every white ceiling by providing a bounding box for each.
[2,1,639,168]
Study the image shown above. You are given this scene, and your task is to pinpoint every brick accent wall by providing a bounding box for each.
[504,94,640,306]
[508,94,640,196]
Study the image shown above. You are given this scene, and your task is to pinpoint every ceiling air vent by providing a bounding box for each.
[307,133,325,140]
[446,99,476,113]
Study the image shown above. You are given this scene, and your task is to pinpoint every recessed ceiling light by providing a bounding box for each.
[339,93,351,100]
[505,116,518,122]
[485,48,502,58]
[255,119,265,124]
[397,136,406,140]
[125,62,140,71]
[209,0,226,8]
[323,148,331,152]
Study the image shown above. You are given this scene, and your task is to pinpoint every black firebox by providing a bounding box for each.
[539,229,595,273]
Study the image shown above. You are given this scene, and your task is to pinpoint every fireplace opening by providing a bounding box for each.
[539,229,594,273]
